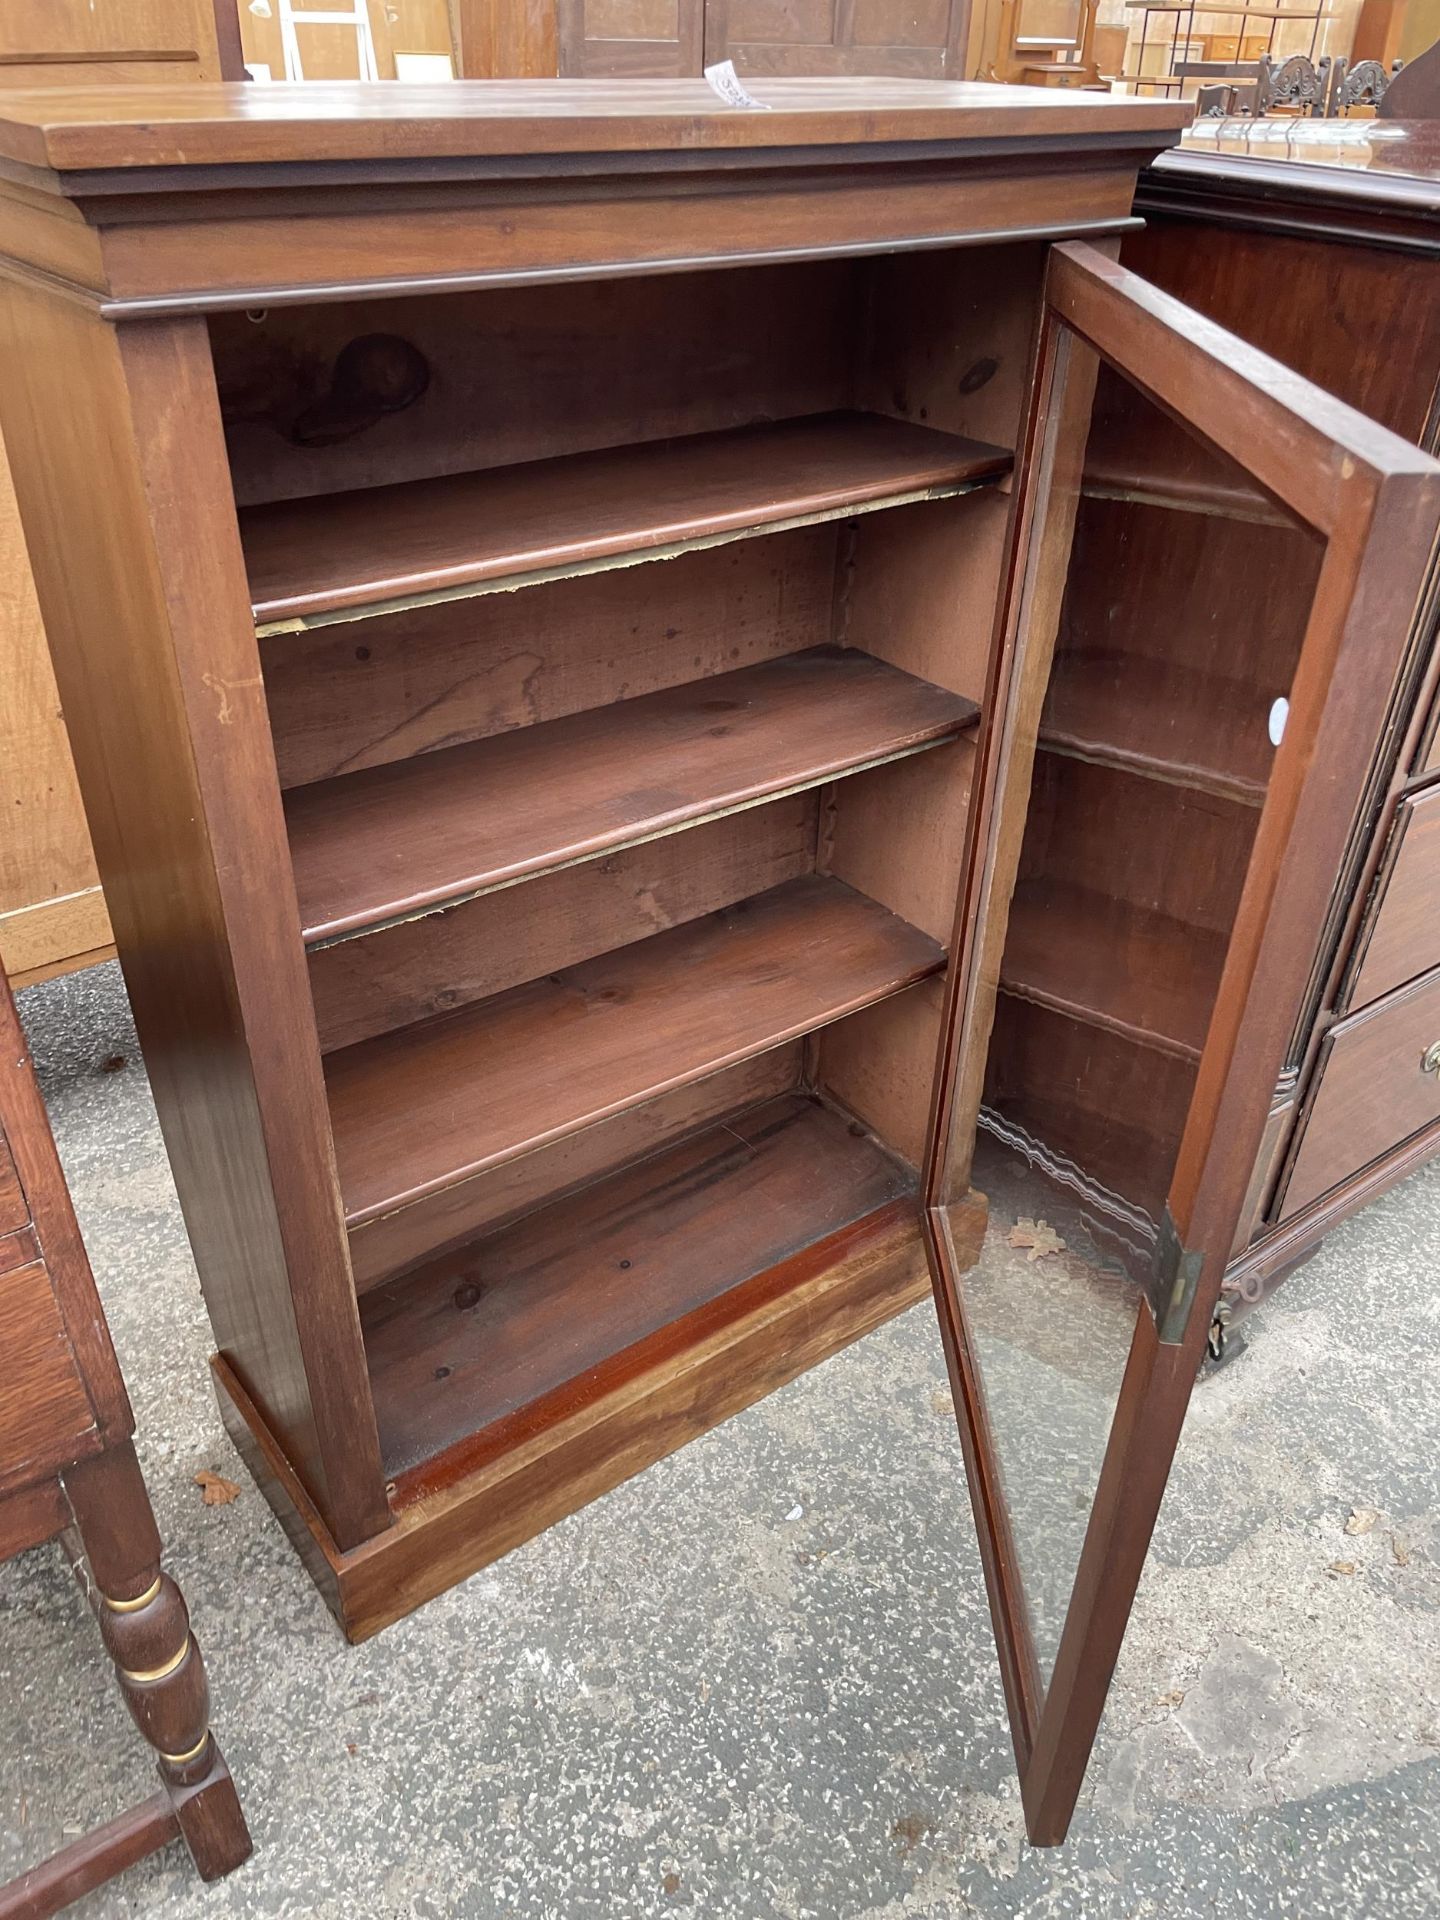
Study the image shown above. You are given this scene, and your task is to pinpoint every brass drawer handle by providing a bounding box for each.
[1423,1042,1440,1077]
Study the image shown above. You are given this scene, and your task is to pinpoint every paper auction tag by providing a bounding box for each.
[703,60,770,109]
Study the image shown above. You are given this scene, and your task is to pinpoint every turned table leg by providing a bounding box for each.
[60,1442,252,1883]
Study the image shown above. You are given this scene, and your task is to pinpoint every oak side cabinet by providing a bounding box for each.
[1,79,1436,1846]
[0,956,249,1916]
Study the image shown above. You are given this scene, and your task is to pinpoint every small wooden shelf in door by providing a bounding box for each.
[1040,651,1276,805]
[241,411,1014,630]
[285,646,979,945]
[999,876,1227,1060]
[324,872,945,1246]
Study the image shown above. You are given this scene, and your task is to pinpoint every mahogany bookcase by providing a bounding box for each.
[0,79,1435,1845]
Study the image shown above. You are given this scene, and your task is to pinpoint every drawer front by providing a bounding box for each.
[1283,968,1440,1219]
[1346,785,1440,1010]
[0,1129,27,1238]
[0,1257,96,1493]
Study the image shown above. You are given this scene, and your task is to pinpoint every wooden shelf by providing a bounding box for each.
[999,877,1228,1060]
[1081,431,1294,528]
[325,873,945,1235]
[242,412,1013,631]
[361,1090,916,1483]
[1041,648,1275,805]
[286,646,978,947]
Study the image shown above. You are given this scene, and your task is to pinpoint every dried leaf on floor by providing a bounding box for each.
[194,1468,241,1506]
[1007,1217,1065,1262]
[1156,1688,1186,1708]
[1327,1560,1357,1577]
[1344,1507,1379,1536]
[1392,1536,1412,1567]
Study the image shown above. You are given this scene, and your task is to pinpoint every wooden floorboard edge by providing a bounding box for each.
[213,1202,930,1642]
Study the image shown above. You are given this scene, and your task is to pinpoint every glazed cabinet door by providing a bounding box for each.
[923,240,1440,1844]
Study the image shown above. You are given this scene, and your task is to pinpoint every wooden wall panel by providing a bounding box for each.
[0,1,245,985]
[454,0,560,74]
[0,0,237,80]
[0,426,113,987]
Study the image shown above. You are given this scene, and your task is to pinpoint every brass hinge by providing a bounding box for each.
[1146,1208,1206,1346]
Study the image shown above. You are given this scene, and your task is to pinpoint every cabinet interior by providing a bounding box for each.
[210,244,1043,1491]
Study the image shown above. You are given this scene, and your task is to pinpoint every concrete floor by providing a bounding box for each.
[1,959,1437,1918]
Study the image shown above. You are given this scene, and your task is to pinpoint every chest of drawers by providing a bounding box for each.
[1130,120,1440,1324]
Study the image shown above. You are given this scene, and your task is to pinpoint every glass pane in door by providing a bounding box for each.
[956,352,1325,1682]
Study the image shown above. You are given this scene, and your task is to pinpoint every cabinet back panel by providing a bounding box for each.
[308,793,819,1054]
[263,525,840,789]
[1061,492,1321,696]
[349,1047,804,1292]
[858,240,1045,450]
[823,736,976,948]
[213,260,866,509]
[1020,754,1255,936]
[838,489,1009,708]
[984,995,1194,1222]
[817,742,974,1161]
[817,975,947,1170]
[814,482,1003,1168]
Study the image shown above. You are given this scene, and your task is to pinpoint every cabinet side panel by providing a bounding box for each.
[0,284,388,1548]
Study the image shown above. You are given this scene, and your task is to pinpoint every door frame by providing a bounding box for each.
[922,238,1440,1844]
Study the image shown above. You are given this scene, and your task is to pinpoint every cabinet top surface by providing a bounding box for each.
[0,78,1190,175]
[1159,118,1440,200]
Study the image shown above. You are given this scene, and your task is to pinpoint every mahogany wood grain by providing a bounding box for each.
[362,1091,913,1475]
[0,1224,40,1277]
[86,166,1148,319]
[0,80,1192,174]
[1120,143,1440,1316]
[1343,784,1440,1010]
[1283,964,1440,1217]
[263,526,839,790]
[1231,1107,1440,1307]
[0,1476,67,1565]
[558,0,703,76]
[1042,647,1273,805]
[219,265,866,513]
[999,876,1226,1061]
[349,1049,803,1292]
[326,873,945,1234]
[216,1193,936,1641]
[0,972,125,1449]
[1021,753,1254,937]
[985,992,1192,1214]
[243,413,1011,627]
[818,976,949,1169]
[0,282,387,1548]
[0,1796,179,1920]
[0,950,251,1907]
[1122,210,1440,449]
[0,1260,97,1497]
[1017,244,1440,1847]
[1422,715,1440,777]
[288,647,977,944]
[452,0,560,78]
[0,1134,24,1236]
[308,798,818,1055]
